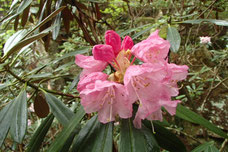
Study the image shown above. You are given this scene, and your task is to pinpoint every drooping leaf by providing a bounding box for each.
[167,26,181,53]
[176,104,228,139]
[44,92,74,126]
[47,106,85,152]
[119,118,160,152]
[34,93,50,118]
[132,25,154,39]
[191,141,219,152]
[21,5,30,27]
[182,19,228,26]
[3,32,48,60]
[3,29,27,55]
[26,114,54,152]
[71,115,113,152]
[68,75,80,92]
[17,0,32,14]
[14,15,19,30]
[52,0,63,40]
[10,90,27,143]
[23,6,66,39]
[0,101,15,147]
[143,120,186,152]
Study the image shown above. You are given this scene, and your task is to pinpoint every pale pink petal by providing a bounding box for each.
[131,30,170,63]
[105,30,121,56]
[146,109,163,121]
[92,44,115,62]
[121,36,134,51]
[160,100,181,115]
[75,54,107,78]
[77,72,108,92]
[80,80,133,123]
[168,64,189,81]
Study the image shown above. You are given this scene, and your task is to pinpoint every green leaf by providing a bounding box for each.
[167,26,181,53]
[44,92,75,126]
[3,32,48,61]
[68,75,80,92]
[23,6,66,38]
[191,141,219,152]
[53,46,91,63]
[47,106,85,152]
[119,118,160,152]
[0,101,15,147]
[0,82,11,90]
[3,29,27,55]
[143,120,186,152]
[17,0,32,14]
[182,19,228,26]
[10,90,27,143]
[176,104,228,139]
[52,0,63,40]
[71,115,113,152]
[26,114,54,152]
[132,25,154,39]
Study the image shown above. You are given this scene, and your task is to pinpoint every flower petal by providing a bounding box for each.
[77,72,108,92]
[75,54,107,78]
[92,44,115,62]
[131,30,170,63]
[121,36,134,51]
[105,30,121,56]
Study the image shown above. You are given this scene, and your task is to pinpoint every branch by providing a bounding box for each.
[5,66,80,98]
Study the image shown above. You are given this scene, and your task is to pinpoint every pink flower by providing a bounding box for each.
[75,29,188,128]
[75,54,107,78]
[200,36,211,44]
[131,30,170,63]
[124,62,188,128]
[79,72,133,123]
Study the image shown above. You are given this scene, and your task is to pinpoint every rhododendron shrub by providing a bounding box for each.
[75,30,188,128]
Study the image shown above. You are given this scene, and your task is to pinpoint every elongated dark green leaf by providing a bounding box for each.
[167,26,181,53]
[182,19,228,26]
[47,106,85,152]
[3,29,27,55]
[23,6,66,39]
[118,23,151,37]
[52,0,63,40]
[0,82,11,90]
[132,25,154,39]
[71,115,113,152]
[176,104,228,139]
[68,75,80,92]
[3,32,48,60]
[17,0,32,14]
[44,92,74,126]
[0,101,15,147]
[143,120,186,152]
[26,114,54,152]
[191,141,219,152]
[10,90,27,143]
[53,46,91,63]
[119,119,160,152]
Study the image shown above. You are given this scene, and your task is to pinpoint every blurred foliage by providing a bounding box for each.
[0,0,228,151]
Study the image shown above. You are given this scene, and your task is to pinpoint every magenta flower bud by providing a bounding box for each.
[92,44,115,62]
[105,30,121,56]
[121,36,134,51]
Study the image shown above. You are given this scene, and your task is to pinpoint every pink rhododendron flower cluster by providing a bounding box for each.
[75,30,188,128]
[200,36,211,44]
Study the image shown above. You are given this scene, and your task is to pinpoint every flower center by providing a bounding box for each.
[108,50,134,83]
